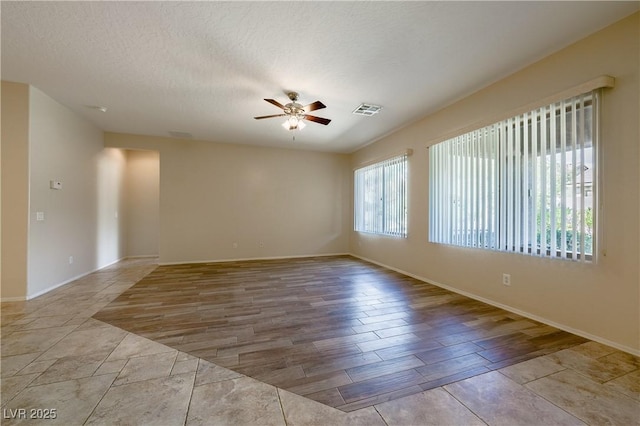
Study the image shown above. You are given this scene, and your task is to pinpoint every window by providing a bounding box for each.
[429,90,598,261]
[354,153,408,237]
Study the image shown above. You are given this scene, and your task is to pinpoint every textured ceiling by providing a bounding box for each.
[2,2,638,153]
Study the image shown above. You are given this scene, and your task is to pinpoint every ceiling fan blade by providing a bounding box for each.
[254,114,287,120]
[264,98,285,109]
[303,115,331,125]
[304,101,326,112]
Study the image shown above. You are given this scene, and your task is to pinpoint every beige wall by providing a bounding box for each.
[350,13,639,353]
[125,150,160,257]
[28,87,127,296]
[2,83,129,299]
[1,81,30,300]
[105,133,350,263]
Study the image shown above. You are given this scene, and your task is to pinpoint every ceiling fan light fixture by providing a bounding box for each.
[282,116,305,130]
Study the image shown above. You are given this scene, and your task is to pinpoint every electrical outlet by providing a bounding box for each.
[69,256,74,264]
[233,242,238,249]
[502,273,511,286]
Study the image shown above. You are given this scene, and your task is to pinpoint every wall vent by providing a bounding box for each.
[352,103,383,116]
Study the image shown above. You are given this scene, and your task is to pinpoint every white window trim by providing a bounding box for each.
[354,151,410,238]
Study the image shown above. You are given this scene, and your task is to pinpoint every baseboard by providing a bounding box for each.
[3,254,346,301]
[98,256,128,269]
[0,256,128,302]
[159,252,350,266]
[350,253,640,357]
[26,276,83,300]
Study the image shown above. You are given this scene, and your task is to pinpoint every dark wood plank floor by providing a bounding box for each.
[93,255,587,411]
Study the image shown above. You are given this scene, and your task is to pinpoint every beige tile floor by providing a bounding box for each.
[1,258,639,425]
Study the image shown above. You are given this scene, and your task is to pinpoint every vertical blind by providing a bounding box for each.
[429,90,597,261]
[354,153,408,237]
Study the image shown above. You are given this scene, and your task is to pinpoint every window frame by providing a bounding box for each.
[354,153,409,238]
[428,90,600,262]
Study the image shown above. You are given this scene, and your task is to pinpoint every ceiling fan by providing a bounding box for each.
[254,92,331,131]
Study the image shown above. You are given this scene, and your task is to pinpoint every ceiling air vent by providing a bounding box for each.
[352,103,383,116]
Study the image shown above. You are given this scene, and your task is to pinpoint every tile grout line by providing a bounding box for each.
[181,369,198,426]
[8,319,95,394]
[520,379,590,425]
[600,367,640,386]
[372,404,390,426]
[81,373,117,425]
[440,385,489,425]
[38,319,127,424]
[518,364,640,422]
[495,363,569,386]
[276,387,290,426]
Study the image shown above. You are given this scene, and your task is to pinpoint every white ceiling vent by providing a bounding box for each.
[168,131,193,139]
[352,103,383,116]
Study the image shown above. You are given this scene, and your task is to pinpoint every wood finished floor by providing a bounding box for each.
[93,255,587,411]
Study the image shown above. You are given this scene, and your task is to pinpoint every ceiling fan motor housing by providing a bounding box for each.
[284,92,304,116]
[284,103,304,116]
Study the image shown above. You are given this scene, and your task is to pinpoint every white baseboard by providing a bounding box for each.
[350,253,640,357]
[159,252,350,266]
[125,255,159,259]
[1,256,128,302]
